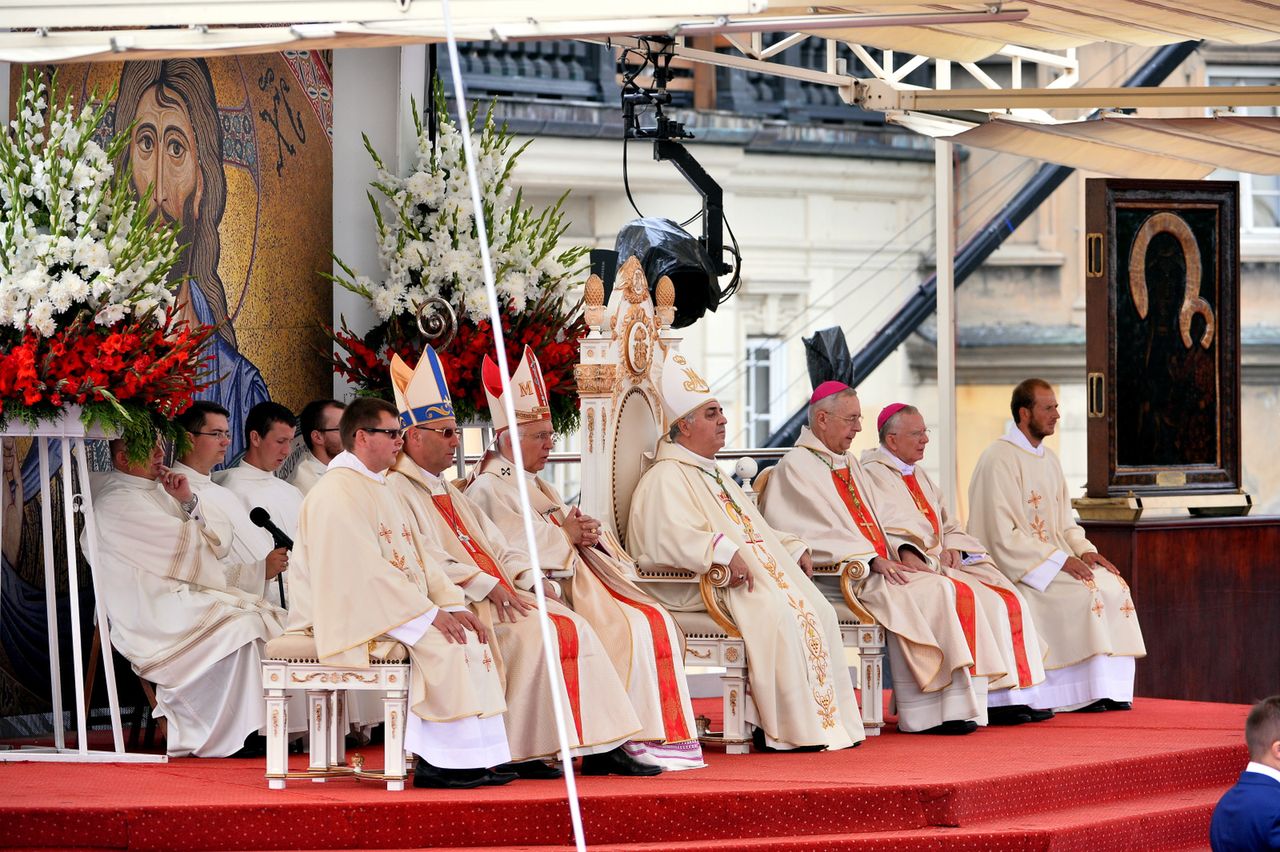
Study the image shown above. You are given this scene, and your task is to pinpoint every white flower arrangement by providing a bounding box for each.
[0,70,182,340]
[331,85,587,324]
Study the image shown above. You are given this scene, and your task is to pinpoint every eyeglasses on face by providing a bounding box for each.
[360,427,403,438]
[192,430,232,440]
[523,430,559,444]
[414,425,460,439]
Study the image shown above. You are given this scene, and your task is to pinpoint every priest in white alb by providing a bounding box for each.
[761,382,1006,735]
[628,349,864,752]
[217,401,305,544]
[466,346,703,771]
[87,439,287,757]
[173,401,287,606]
[967,379,1145,712]
[288,399,346,495]
[291,397,512,788]
[384,347,655,778]
[861,402,1052,725]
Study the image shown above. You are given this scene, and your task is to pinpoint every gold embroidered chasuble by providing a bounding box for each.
[466,452,698,746]
[761,428,1006,692]
[293,467,505,724]
[967,438,1146,671]
[860,447,1047,691]
[88,470,285,686]
[387,455,641,762]
[627,439,864,750]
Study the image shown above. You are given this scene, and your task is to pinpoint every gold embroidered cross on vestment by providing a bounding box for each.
[696,466,788,589]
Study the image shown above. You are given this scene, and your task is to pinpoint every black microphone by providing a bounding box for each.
[249,507,294,550]
[249,507,291,609]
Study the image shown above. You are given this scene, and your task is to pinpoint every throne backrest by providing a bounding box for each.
[575,256,679,547]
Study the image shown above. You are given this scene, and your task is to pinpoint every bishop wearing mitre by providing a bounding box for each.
[861,403,1051,725]
[385,346,658,778]
[466,347,703,771]
[628,349,864,751]
[762,382,1006,735]
[967,379,1145,712]
[292,396,511,789]
[87,439,288,757]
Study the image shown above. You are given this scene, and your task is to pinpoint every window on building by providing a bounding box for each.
[743,336,786,447]
[1208,69,1280,233]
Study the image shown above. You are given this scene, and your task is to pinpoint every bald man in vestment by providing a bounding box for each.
[628,350,864,752]
[87,439,287,757]
[967,379,1145,712]
[385,346,655,778]
[762,383,1006,735]
[466,347,703,771]
[861,403,1051,725]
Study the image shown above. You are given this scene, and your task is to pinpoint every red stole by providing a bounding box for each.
[902,472,942,540]
[831,468,889,559]
[548,511,690,741]
[431,493,585,740]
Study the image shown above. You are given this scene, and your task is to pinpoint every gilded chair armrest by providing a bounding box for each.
[831,559,877,625]
[633,564,700,583]
[699,570,741,638]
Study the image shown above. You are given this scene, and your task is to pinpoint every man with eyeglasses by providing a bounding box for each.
[85,437,290,757]
[967,379,1145,714]
[289,399,346,496]
[291,396,512,789]
[386,346,655,779]
[174,401,288,606]
[466,347,704,772]
[762,382,1003,735]
[861,403,1051,727]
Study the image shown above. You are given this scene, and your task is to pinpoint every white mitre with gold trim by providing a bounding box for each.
[482,345,551,433]
[659,347,715,430]
[389,345,455,429]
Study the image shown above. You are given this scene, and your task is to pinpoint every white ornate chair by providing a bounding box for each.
[261,634,410,790]
[574,258,884,751]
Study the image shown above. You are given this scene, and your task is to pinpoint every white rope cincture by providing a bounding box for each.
[438,4,588,850]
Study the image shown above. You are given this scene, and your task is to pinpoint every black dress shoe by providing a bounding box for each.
[912,719,979,735]
[494,760,563,779]
[751,726,827,753]
[229,733,267,758]
[1026,707,1056,722]
[580,746,662,776]
[481,768,519,786]
[1101,699,1132,711]
[988,706,1033,726]
[1068,700,1108,713]
[413,758,491,789]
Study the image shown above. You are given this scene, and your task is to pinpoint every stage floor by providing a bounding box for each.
[1,697,1249,851]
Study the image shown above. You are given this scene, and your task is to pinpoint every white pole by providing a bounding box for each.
[37,440,66,751]
[59,439,88,753]
[935,59,959,512]
[438,6,587,850]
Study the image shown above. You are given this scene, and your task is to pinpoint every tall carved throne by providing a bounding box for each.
[575,257,883,751]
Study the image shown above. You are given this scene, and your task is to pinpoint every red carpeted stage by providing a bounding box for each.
[1,697,1248,851]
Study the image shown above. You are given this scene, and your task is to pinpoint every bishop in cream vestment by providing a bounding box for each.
[627,349,863,750]
[968,410,1146,711]
[861,437,1048,699]
[88,446,287,757]
[466,346,702,770]
[762,384,1006,733]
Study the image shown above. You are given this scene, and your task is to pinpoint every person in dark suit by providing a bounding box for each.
[1211,695,1280,851]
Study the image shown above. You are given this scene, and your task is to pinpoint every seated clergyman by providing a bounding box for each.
[288,398,346,496]
[967,379,1145,713]
[761,382,1004,735]
[291,397,513,789]
[216,400,305,544]
[86,439,287,757]
[860,402,1052,726]
[172,401,287,607]
[628,349,865,752]
[385,346,657,779]
[466,346,704,771]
